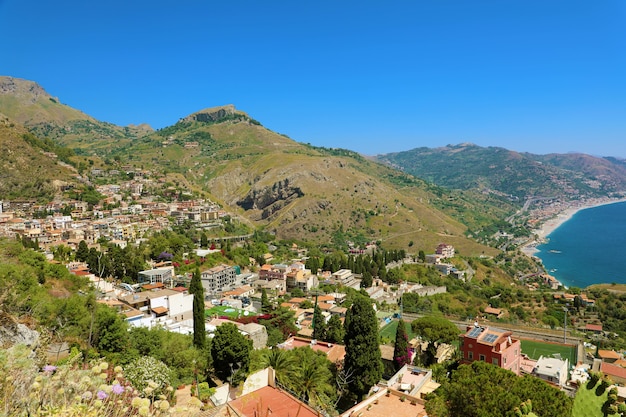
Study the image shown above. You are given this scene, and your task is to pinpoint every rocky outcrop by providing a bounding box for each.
[0,311,40,348]
[237,178,304,217]
[183,105,237,123]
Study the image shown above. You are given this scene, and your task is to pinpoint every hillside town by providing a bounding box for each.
[2,178,625,417]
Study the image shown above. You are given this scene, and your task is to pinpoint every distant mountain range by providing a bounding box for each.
[2,75,625,254]
[375,143,626,201]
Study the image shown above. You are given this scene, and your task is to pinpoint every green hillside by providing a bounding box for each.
[376,143,626,200]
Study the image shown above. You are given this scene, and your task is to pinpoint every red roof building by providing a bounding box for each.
[460,325,522,375]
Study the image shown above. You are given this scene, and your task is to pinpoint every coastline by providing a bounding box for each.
[521,198,626,258]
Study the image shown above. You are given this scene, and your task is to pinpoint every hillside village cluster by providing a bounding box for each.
[1,178,626,416]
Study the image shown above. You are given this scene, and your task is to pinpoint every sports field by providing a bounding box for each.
[520,339,577,364]
[380,319,417,341]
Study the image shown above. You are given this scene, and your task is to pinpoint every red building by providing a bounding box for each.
[460,325,522,375]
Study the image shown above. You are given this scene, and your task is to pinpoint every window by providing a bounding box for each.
[504,357,507,365]
[479,354,486,361]
[468,351,473,360]
[492,358,499,366]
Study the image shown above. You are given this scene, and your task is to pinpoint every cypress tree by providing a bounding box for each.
[393,320,410,370]
[261,288,271,313]
[343,295,383,400]
[312,305,326,341]
[190,266,206,349]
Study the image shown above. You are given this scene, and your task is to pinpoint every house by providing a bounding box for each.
[138,266,174,286]
[532,355,569,387]
[118,288,193,327]
[200,264,237,293]
[206,318,268,349]
[216,368,320,417]
[435,243,455,258]
[595,360,626,385]
[598,349,622,363]
[585,323,603,334]
[460,325,522,375]
[340,365,439,417]
[484,306,504,319]
[286,268,319,293]
[277,336,346,365]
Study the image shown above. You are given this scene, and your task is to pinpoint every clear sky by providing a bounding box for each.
[1,1,625,157]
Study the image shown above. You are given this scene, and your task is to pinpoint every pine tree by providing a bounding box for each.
[190,266,206,349]
[343,295,383,400]
[393,320,410,370]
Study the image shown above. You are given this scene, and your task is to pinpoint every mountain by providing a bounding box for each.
[375,143,626,201]
[0,77,505,255]
[0,114,79,200]
[0,76,153,155]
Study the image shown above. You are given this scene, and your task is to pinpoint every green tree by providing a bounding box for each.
[312,305,326,341]
[411,316,459,366]
[393,320,410,370]
[76,240,89,262]
[360,270,373,288]
[210,322,252,384]
[425,361,572,417]
[291,347,337,411]
[92,305,131,360]
[418,250,426,262]
[261,288,271,313]
[343,295,383,400]
[250,348,297,389]
[325,314,345,343]
[190,266,206,349]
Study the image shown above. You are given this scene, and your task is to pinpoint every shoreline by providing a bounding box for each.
[521,198,626,258]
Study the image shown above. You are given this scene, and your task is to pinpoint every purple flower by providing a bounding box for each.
[43,365,57,373]
[112,384,125,395]
[97,390,108,400]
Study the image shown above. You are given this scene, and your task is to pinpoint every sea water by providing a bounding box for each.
[536,201,626,289]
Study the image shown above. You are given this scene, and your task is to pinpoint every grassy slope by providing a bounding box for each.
[572,383,615,417]
[0,116,78,200]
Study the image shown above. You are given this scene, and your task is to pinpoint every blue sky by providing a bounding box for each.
[1,1,625,156]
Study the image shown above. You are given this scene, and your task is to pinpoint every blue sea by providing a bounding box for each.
[536,201,626,289]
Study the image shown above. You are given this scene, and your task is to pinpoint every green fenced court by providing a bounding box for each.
[520,339,577,364]
[380,319,417,341]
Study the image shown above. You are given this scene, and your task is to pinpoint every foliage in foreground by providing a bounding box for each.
[0,345,202,417]
[425,361,573,417]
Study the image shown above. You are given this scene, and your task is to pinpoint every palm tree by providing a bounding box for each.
[255,348,297,389]
[291,348,336,409]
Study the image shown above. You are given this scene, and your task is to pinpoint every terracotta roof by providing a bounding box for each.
[484,307,502,315]
[598,349,621,360]
[585,324,603,332]
[227,385,319,417]
[602,362,626,380]
[152,306,168,315]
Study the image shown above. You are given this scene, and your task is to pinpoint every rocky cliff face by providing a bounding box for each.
[237,178,304,219]
[183,105,237,123]
[0,311,39,349]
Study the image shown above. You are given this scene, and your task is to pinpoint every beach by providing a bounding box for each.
[521,198,626,257]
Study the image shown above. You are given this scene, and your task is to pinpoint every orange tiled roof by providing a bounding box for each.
[598,350,621,360]
[227,385,319,417]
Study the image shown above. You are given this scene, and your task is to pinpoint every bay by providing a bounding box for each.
[536,201,626,289]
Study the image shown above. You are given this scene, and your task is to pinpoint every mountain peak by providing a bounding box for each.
[183,104,244,123]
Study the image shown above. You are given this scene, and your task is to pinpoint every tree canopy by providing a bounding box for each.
[343,295,383,400]
[425,361,573,417]
[210,322,252,385]
[190,266,206,349]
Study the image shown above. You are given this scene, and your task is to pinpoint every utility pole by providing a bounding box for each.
[563,306,568,344]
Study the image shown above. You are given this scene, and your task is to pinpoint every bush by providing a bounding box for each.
[123,356,173,398]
